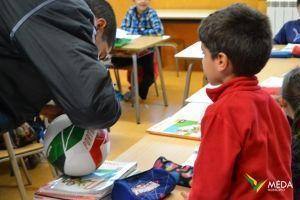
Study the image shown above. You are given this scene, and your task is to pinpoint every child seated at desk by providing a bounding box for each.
[274,0,300,44]
[189,4,293,199]
[112,0,163,100]
[281,67,300,199]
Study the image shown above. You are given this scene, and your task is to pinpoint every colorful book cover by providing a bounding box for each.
[163,119,199,136]
[147,103,208,140]
[148,117,200,140]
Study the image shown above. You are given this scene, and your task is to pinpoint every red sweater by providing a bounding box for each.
[189,77,293,200]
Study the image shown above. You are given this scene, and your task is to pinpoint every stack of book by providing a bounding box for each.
[35,161,137,200]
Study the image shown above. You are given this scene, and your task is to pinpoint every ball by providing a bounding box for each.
[43,114,110,176]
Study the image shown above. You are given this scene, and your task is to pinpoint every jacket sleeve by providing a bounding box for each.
[189,113,242,200]
[13,1,121,129]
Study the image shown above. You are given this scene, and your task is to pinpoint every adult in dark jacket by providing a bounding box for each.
[0,0,121,134]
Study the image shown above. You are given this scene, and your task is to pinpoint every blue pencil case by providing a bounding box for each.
[270,50,292,58]
[111,168,177,200]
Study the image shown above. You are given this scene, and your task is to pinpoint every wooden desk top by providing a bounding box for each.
[175,41,203,60]
[156,9,216,20]
[257,57,300,81]
[114,35,170,53]
[257,45,299,81]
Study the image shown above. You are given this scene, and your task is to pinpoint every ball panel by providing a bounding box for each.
[89,133,104,167]
[46,131,65,164]
[44,114,72,152]
[63,125,85,151]
[63,142,96,176]
[52,154,66,174]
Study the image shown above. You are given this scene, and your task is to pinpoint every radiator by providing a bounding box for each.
[267,0,298,36]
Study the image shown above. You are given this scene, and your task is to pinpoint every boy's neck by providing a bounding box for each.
[221,74,237,84]
[136,7,148,15]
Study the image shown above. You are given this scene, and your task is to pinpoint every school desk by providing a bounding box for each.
[113,36,170,124]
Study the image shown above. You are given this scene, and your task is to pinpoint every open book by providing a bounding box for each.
[147,103,210,140]
[114,28,141,48]
[35,161,137,200]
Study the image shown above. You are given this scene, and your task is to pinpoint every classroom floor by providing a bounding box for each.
[0,69,204,200]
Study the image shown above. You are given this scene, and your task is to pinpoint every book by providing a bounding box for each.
[114,29,141,48]
[35,161,137,200]
[114,38,131,48]
[116,28,140,40]
[148,103,210,140]
[148,117,200,140]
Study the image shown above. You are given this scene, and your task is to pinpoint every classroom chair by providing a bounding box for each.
[0,131,44,200]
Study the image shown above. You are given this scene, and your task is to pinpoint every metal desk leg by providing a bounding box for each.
[132,54,140,124]
[182,63,194,106]
[153,78,159,97]
[155,47,168,106]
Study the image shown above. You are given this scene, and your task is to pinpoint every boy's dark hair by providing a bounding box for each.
[199,4,272,76]
[85,0,117,47]
[282,67,300,111]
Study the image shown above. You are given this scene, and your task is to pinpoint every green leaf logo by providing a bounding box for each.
[245,173,267,192]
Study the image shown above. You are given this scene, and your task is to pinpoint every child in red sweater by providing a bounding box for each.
[189,4,293,199]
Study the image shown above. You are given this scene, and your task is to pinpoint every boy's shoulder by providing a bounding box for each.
[205,88,272,119]
[127,6,137,14]
[283,19,300,28]
[147,7,158,13]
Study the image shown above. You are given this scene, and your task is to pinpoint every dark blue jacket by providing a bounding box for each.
[274,19,300,44]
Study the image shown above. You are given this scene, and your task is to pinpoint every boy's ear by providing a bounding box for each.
[214,52,232,73]
[95,18,107,31]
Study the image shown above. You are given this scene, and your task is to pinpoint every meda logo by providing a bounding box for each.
[245,173,293,193]
[245,173,267,192]
[267,180,293,192]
